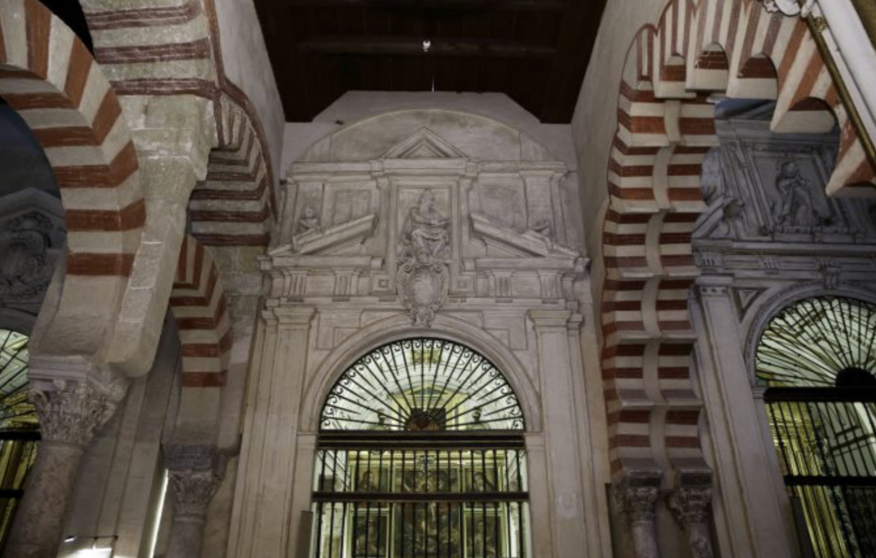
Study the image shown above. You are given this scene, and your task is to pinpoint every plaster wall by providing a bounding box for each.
[571,0,673,254]
[213,0,285,182]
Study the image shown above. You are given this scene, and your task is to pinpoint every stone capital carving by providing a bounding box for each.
[668,487,712,528]
[668,487,715,558]
[615,484,659,524]
[28,379,125,447]
[164,445,224,520]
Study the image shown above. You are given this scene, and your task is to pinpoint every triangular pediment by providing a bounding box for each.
[382,128,468,160]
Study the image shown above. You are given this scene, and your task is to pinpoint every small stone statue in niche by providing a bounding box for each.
[400,189,449,264]
[297,204,322,236]
[771,160,827,228]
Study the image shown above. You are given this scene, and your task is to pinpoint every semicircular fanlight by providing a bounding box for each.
[756,297,876,388]
[320,338,524,431]
[0,329,38,431]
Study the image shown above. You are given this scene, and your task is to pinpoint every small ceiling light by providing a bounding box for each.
[63,535,76,543]
[422,40,431,53]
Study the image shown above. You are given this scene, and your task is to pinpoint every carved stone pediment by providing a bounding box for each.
[470,212,579,259]
[382,128,468,160]
[272,213,377,257]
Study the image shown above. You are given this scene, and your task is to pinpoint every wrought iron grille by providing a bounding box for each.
[0,329,39,551]
[757,297,876,558]
[312,433,529,558]
[314,338,530,558]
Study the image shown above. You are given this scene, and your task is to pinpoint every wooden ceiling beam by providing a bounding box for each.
[284,0,567,12]
[298,36,556,58]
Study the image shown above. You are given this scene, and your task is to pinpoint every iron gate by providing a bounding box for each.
[311,432,529,558]
[765,387,876,558]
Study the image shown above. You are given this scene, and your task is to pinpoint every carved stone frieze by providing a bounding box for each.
[164,444,224,520]
[28,379,125,447]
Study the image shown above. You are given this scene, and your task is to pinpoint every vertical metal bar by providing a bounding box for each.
[327,501,337,558]
[316,502,324,558]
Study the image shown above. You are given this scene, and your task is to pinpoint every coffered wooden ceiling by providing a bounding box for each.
[254,0,608,123]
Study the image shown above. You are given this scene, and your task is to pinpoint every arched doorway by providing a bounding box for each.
[0,329,39,551]
[757,296,876,558]
[313,337,530,558]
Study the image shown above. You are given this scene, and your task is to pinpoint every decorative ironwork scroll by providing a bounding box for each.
[757,297,876,558]
[321,339,524,432]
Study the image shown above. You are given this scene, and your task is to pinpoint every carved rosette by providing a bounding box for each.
[0,212,54,302]
[165,445,224,521]
[28,380,122,447]
[668,487,715,558]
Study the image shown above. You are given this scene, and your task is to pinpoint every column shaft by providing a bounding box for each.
[5,442,84,558]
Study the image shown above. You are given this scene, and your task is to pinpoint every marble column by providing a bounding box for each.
[164,445,224,558]
[668,487,715,558]
[6,379,123,558]
[614,477,661,558]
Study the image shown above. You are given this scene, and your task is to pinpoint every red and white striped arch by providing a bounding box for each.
[170,235,231,388]
[0,0,143,278]
[81,0,276,248]
[601,0,876,481]
[189,94,274,247]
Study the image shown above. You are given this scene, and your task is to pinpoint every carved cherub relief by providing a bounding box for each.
[297,204,322,236]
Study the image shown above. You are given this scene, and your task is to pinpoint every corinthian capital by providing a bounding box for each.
[28,379,125,447]
[668,487,715,558]
[164,445,224,520]
[614,479,660,524]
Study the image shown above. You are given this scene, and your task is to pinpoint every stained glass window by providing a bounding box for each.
[0,329,39,551]
[313,338,530,558]
[757,297,876,558]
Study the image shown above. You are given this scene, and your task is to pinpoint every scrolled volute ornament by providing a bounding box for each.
[28,379,124,447]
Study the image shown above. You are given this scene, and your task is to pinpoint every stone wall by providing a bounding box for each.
[213,0,285,181]
[571,0,673,254]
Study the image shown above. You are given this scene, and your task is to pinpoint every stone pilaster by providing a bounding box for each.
[668,487,715,558]
[165,445,224,558]
[6,379,124,558]
[614,476,661,558]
